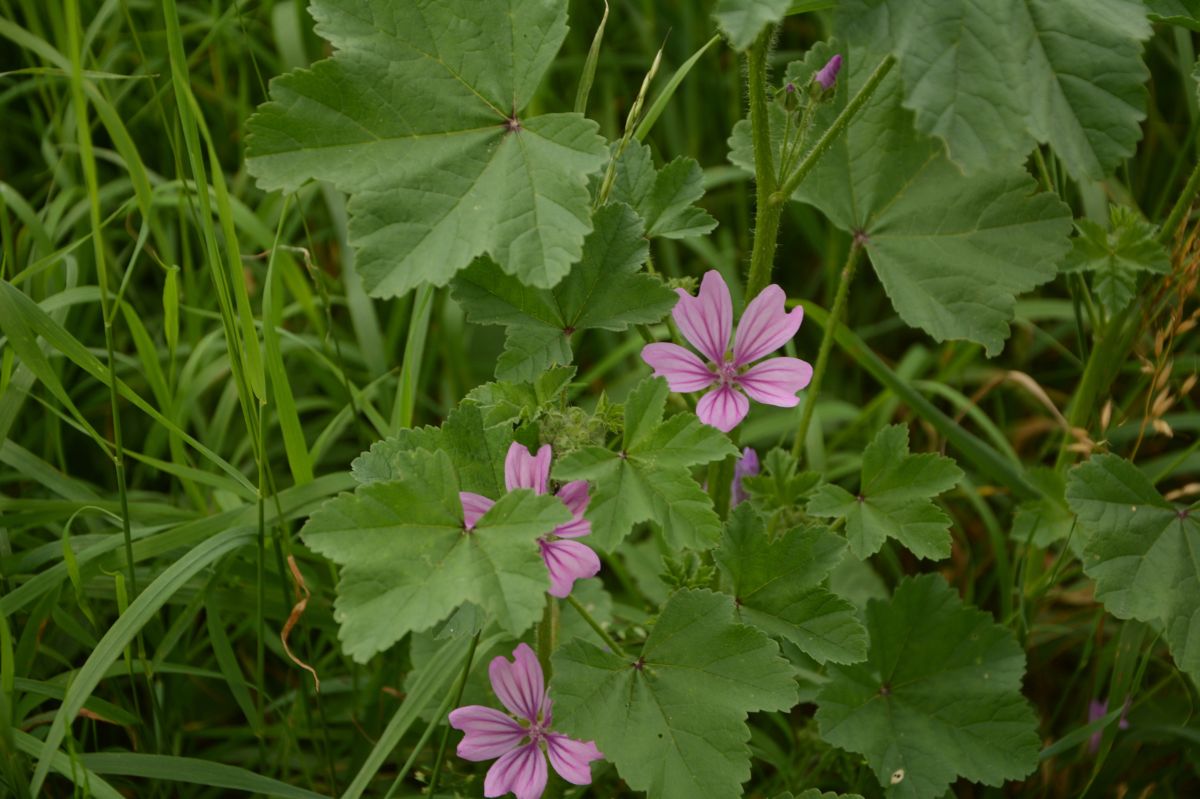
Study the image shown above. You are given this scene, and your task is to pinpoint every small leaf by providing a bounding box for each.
[816,574,1041,799]
[716,505,868,664]
[713,0,792,50]
[609,141,717,239]
[452,203,677,381]
[1066,454,1200,683]
[300,451,570,662]
[351,399,512,495]
[1059,205,1171,313]
[1145,0,1200,31]
[807,425,963,560]
[552,589,797,799]
[554,377,739,551]
[246,0,607,297]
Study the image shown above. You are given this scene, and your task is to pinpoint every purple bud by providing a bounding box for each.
[814,54,842,91]
[784,82,796,94]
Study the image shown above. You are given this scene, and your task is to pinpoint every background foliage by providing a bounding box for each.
[1,0,1198,797]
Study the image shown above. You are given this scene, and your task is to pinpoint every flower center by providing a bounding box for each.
[524,718,549,745]
[711,358,739,388]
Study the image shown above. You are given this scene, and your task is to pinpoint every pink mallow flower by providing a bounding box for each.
[642,270,813,432]
[449,643,604,799]
[459,442,600,598]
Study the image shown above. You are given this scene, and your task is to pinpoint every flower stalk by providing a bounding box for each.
[745,41,894,300]
[566,594,626,658]
[793,244,864,458]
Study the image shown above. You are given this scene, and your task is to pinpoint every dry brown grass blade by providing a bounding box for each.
[281,555,320,692]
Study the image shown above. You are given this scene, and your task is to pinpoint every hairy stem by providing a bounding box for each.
[771,54,895,207]
[745,30,782,302]
[792,245,863,458]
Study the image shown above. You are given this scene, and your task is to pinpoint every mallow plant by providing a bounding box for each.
[233,1,1200,797]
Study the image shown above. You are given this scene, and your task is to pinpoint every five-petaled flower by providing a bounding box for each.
[642,270,813,432]
[449,643,604,799]
[459,442,600,598]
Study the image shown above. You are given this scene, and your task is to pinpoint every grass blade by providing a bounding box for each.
[28,528,255,794]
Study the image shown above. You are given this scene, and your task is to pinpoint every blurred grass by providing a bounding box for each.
[0,0,1197,797]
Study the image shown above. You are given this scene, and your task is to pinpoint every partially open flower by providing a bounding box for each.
[459,442,600,598]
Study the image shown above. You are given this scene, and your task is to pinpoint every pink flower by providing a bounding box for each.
[732,447,760,506]
[449,643,604,799]
[814,54,842,90]
[458,442,600,598]
[641,271,813,432]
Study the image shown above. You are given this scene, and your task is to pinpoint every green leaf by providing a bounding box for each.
[554,377,739,551]
[609,141,717,239]
[807,425,963,560]
[351,399,512,495]
[452,203,677,381]
[716,505,868,664]
[300,450,570,662]
[713,0,792,50]
[815,574,1040,799]
[731,44,1073,354]
[246,0,607,297]
[742,447,821,512]
[552,589,797,799]
[1059,205,1171,313]
[1145,0,1200,30]
[838,0,1151,181]
[1066,454,1200,683]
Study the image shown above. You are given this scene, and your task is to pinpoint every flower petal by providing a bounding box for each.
[552,517,591,539]
[545,733,604,786]
[488,643,546,723]
[732,285,803,366]
[736,356,813,407]
[505,442,551,494]
[671,270,732,364]
[555,480,590,518]
[484,742,547,799]
[448,705,526,761]
[460,492,496,531]
[641,343,717,393]
[696,385,749,432]
[540,539,601,598]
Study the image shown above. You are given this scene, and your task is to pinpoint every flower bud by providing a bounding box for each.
[814,54,842,91]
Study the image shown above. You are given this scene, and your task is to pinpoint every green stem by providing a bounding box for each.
[424,632,481,797]
[1054,154,1196,470]
[745,31,782,301]
[1159,153,1200,244]
[772,54,895,208]
[566,594,626,658]
[792,245,862,459]
[536,598,559,680]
